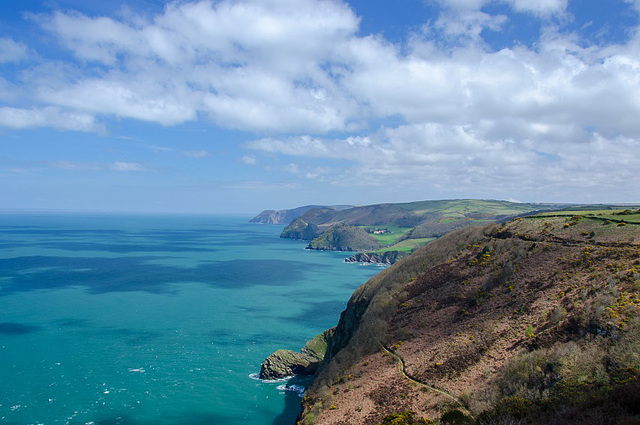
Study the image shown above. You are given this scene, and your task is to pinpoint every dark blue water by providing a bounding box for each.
[0,213,381,424]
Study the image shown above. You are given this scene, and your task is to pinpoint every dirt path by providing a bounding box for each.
[381,344,475,420]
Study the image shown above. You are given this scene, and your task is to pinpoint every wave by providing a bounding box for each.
[248,373,292,383]
[277,383,306,397]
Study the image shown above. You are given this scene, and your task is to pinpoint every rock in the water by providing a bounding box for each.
[259,349,317,380]
[259,328,334,380]
[344,250,408,265]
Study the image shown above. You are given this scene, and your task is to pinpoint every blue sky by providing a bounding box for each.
[1,0,640,214]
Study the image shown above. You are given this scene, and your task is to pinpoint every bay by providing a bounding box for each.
[0,213,381,425]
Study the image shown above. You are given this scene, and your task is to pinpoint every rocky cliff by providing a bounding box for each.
[250,205,330,225]
[306,223,381,252]
[299,213,640,424]
[280,218,323,240]
[344,250,409,265]
[260,329,334,380]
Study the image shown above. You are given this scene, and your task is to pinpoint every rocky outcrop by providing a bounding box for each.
[259,329,333,380]
[300,215,640,424]
[250,205,325,225]
[259,349,318,380]
[306,222,381,251]
[344,250,408,265]
[280,218,323,240]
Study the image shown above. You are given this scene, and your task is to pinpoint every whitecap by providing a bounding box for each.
[277,384,306,397]
[128,368,145,373]
[248,373,292,383]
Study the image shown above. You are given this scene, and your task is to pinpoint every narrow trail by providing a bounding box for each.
[381,344,475,420]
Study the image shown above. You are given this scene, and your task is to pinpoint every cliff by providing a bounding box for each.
[250,205,327,225]
[299,212,640,424]
[278,200,572,256]
[280,218,323,240]
[306,223,381,252]
[260,329,334,380]
[344,250,409,265]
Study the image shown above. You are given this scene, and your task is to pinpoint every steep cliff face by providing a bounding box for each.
[306,223,381,252]
[319,225,486,368]
[344,250,409,265]
[279,218,323,240]
[250,205,328,225]
[260,329,334,380]
[300,215,640,425]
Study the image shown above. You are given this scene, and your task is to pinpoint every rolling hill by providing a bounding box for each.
[295,209,640,424]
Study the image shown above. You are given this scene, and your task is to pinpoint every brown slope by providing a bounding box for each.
[300,216,640,424]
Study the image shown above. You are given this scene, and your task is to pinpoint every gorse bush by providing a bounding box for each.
[378,411,434,425]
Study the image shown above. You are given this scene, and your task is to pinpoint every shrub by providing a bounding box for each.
[525,325,535,339]
[440,409,473,424]
[378,411,434,425]
[492,396,532,419]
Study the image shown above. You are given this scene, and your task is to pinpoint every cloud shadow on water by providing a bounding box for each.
[287,300,348,328]
[0,322,41,335]
[0,256,322,296]
[76,411,237,425]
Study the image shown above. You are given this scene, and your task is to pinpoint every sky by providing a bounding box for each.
[1,0,639,214]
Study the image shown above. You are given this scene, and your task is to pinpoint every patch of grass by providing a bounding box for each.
[376,238,436,253]
[378,411,435,425]
[357,225,413,245]
[535,208,640,224]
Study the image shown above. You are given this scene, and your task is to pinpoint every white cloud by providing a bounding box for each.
[241,155,258,165]
[49,160,150,172]
[0,38,29,63]
[2,0,640,202]
[110,162,148,172]
[247,120,640,201]
[22,0,361,131]
[180,150,210,158]
[425,0,568,44]
[0,107,102,132]
[224,180,300,191]
[507,0,569,17]
[51,161,102,171]
[430,0,569,16]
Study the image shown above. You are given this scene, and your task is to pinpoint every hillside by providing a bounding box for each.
[250,205,353,225]
[278,199,568,259]
[298,210,640,424]
[306,223,382,252]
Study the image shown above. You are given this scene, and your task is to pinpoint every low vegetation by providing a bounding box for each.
[279,200,592,261]
[299,210,640,424]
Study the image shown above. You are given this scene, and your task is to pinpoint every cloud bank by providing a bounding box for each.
[2,0,640,203]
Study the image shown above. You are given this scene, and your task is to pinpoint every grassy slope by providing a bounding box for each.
[341,200,568,255]
[302,211,640,424]
[537,208,640,223]
[310,199,565,228]
[354,225,413,244]
[376,238,435,253]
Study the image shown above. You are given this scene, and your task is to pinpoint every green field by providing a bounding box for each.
[376,238,435,253]
[356,225,412,245]
[536,208,640,224]
[403,199,555,217]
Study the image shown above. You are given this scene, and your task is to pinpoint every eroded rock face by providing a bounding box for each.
[306,222,381,251]
[259,329,334,380]
[259,349,317,380]
[344,250,408,265]
[280,218,322,240]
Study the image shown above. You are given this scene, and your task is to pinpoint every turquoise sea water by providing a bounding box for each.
[0,214,381,425]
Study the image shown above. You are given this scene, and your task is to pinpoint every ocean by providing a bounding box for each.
[0,213,381,425]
